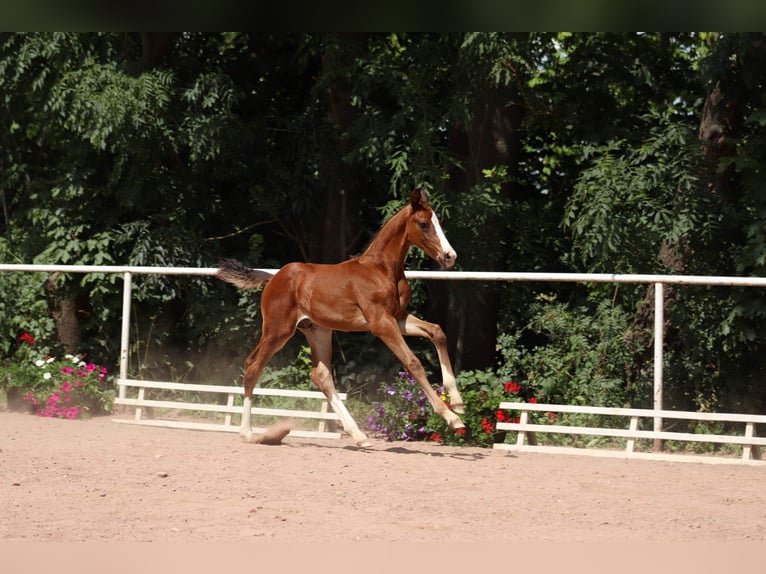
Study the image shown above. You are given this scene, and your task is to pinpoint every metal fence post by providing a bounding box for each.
[653,282,664,452]
[119,271,132,400]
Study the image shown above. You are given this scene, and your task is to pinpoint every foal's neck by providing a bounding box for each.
[359,206,411,274]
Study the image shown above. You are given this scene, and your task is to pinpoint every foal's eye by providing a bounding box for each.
[418,222,429,230]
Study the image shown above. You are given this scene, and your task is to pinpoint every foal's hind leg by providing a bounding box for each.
[239,328,293,442]
[299,322,372,448]
[400,314,464,413]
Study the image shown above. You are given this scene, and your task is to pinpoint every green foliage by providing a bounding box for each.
[367,369,532,448]
[496,298,643,408]
[0,274,56,357]
[258,345,313,390]
[425,372,531,448]
[367,371,431,442]
[4,31,766,424]
[564,110,704,274]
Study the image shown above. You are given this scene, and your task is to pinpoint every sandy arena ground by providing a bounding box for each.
[1,410,765,544]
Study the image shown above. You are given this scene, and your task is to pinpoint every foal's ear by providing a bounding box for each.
[409,187,429,211]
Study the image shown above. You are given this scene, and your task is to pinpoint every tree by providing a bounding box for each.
[5,32,766,417]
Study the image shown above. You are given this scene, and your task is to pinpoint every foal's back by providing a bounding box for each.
[263,257,402,333]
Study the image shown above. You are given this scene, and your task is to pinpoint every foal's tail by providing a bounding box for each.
[216,259,274,290]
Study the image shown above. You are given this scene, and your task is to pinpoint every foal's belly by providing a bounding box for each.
[296,306,370,332]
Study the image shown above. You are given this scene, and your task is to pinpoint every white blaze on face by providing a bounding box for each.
[431,211,457,264]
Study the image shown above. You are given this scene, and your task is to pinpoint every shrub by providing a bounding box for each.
[2,333,115,419]
[425,370,533,447]
[367,371,430,441]
[367,368,537,447]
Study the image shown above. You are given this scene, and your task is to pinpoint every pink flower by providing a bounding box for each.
[46,392,59,405]
[60,381,72,392]
[85,363,96,373]
[75,381,83,387]
[61,366,75,374]
[64,406,79,420]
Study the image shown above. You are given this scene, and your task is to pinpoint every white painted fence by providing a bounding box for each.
[494,402,766,465]
[113,379,346,439]
[3,263,766,454]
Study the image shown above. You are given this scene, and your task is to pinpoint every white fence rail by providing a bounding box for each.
[113,379,346,439]
[3,263,766,453]
[494,402,766,465]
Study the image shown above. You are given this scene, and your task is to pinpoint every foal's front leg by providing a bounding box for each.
[400,314,464,413]
[372,316,465,432]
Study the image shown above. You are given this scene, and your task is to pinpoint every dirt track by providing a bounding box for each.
[1,411,765,543]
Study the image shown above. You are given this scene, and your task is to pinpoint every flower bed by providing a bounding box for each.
[367,369,541,447]
[2,333,115,419]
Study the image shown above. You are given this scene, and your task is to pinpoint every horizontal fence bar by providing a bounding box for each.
[114,397,341,421]
[497,402,766,424]
[494,402,766,465]
[4,263,766,287]
[0,264,225,276]
[496,422,766,446]
[114,378,345,439]
[112,418,342,439]
[117,378,346,400]
[492,444,766,465]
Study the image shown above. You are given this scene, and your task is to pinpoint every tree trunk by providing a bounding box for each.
[47,274,82,354]
[436,86,522,372]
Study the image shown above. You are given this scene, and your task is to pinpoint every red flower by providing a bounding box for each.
[480,417,495,434]
[495,409,510,423]
[546,412,558,423]
[529,397,538,404]
[430,433,442,443]
[18,333,35,346]
[455,427,466,436]
[503,381,520,395]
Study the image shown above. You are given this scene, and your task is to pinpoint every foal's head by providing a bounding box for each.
[406,188,457,269]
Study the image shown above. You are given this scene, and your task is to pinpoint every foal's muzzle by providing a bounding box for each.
[440,250,457,269]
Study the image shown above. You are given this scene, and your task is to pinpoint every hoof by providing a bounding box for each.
[448,417,465,431]
[239,430,254,443]
[355,438,373,448]
[451,403,465,415]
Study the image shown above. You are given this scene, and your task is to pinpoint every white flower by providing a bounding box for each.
[46,357,55,364]
[35,359,45,367]
[43,372,51,380]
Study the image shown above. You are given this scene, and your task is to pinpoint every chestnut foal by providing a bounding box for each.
[217,188,465,447]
